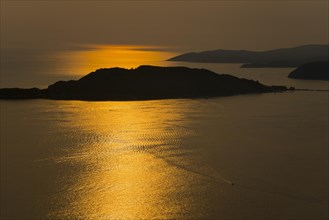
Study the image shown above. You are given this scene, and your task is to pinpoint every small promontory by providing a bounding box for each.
[288,61,329,80]
[0,65,291,101]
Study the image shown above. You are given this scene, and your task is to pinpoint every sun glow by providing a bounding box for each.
[54,45,176,76]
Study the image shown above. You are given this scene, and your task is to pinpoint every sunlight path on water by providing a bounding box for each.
[46,100,231,219]
[53,44,177,77]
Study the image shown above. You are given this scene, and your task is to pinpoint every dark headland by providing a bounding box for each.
[288,61,329,80]
[168,45,329,68]
[0,66,292,101]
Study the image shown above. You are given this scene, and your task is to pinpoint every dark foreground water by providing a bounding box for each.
[1,91,328,219]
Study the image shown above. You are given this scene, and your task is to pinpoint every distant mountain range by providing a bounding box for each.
[168,45,329,68]
[288,61,329,80]
[0,66,290,101]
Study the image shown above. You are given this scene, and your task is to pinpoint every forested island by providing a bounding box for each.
[0,66,291,101]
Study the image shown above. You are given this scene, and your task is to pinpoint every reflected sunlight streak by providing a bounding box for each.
[47,100,209,219]
[54,45,176,76]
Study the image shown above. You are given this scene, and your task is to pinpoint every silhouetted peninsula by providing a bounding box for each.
[169,45,329,68]
[288,61,329,80]
[0,66,292,101]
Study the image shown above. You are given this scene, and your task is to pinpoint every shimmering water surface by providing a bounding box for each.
[1,92,328,219]
[0,45,176,88]
[1,46,328,219]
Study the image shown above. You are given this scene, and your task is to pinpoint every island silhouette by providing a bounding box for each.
[0,65,292,101]
[168,45,328,68]
[288,61,329,80]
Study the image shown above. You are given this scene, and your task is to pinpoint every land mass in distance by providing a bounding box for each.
[288,61,329,80]
[168,45,329,68]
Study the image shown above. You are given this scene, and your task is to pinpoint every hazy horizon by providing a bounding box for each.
[1,1,328,51]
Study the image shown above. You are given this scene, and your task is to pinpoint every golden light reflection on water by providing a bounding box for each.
[54,45,176,76]
[47,100,213,219]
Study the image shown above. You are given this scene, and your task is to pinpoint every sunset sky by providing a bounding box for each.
[1,2,329,220]
[1,1,328,51]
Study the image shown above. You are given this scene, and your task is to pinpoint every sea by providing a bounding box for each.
[1,46,328,219]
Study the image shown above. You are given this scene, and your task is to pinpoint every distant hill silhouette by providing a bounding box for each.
[288,61,329,80]
[0,66,292,101]
[168,45,329,68]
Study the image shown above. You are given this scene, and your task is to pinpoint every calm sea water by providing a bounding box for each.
[1,46,328,219]
[1,46,328,90]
